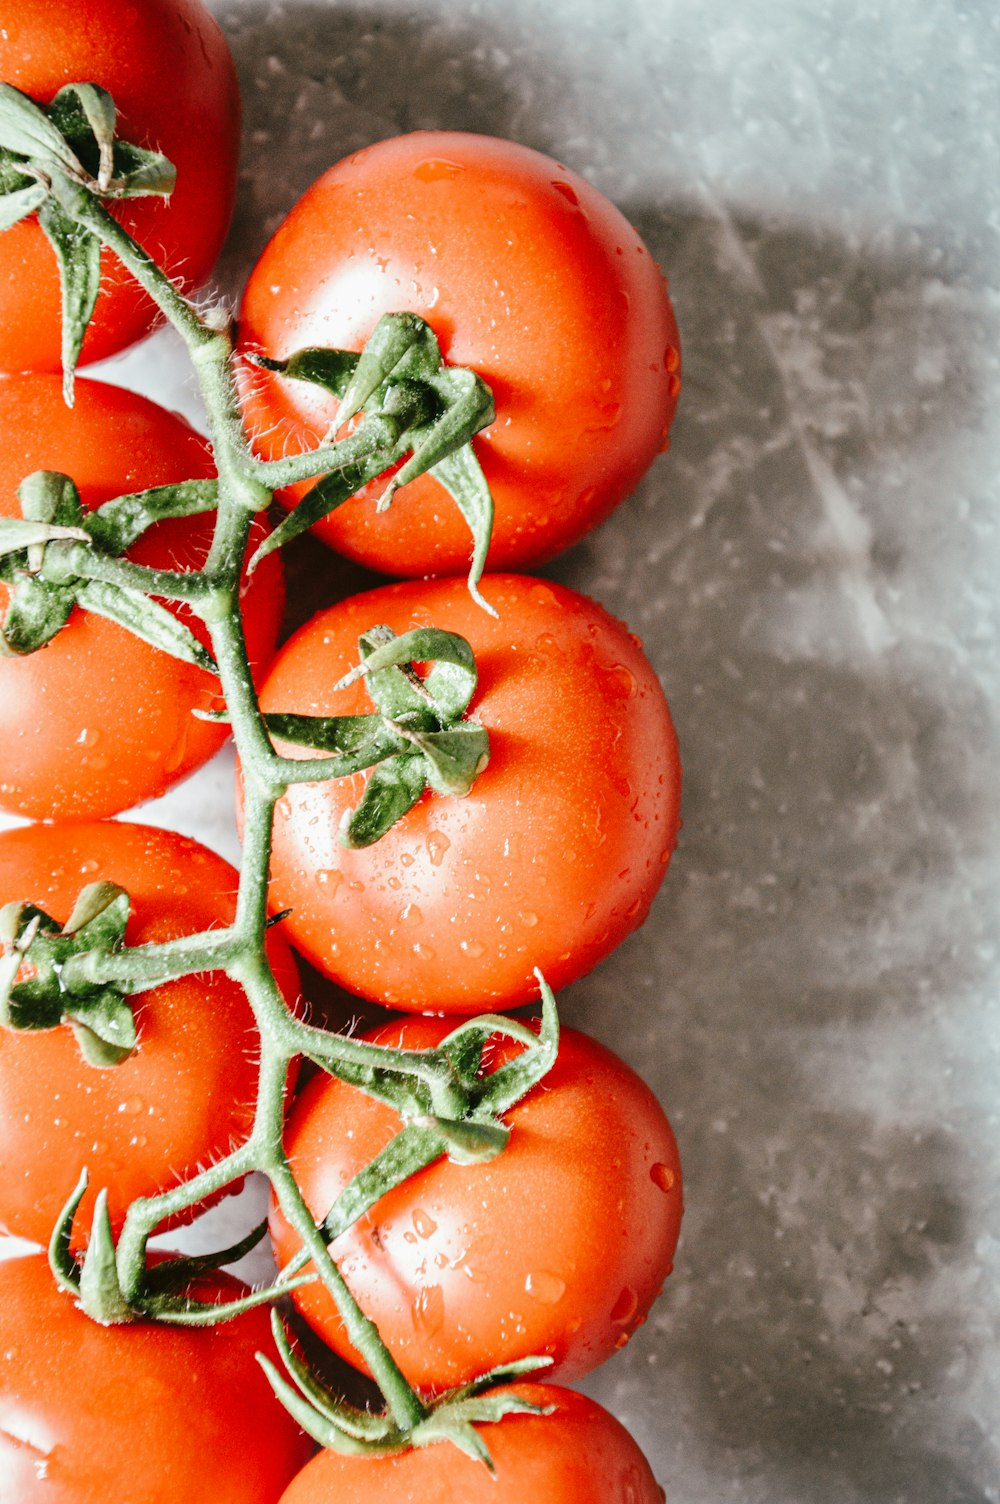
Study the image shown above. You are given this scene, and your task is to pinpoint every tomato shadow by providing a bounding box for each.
[210,8,999,1500]
[545,209,1000,1499]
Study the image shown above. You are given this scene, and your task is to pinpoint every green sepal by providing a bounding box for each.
[248,447,403,569]
[398,723,490,798]
[269,1311,397,1442]
[477,971,560,1116]
[36,196,101,406]
[0,575,76,654]
[65,989,137,1068]
[0,83,81,171]
[0,180,47,231]
[75,579,217,673]
[424,1114,510,1165]
[254,345,359,399]
[47,83,175,200]
[19,468,86,528]
[336,311,440,425]
[339,750,427,848]
[264,709,404,771]
[48,1169,88,1295]
[0,881,136,1065]
[0,516,89,558]
[47,83,116,191]
[428,442,496,616]
[339,625,479,721]
[86,478,219,553]
[141,1222,269,1298]
[78,1189,135,1323]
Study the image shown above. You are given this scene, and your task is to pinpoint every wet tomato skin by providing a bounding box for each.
[253,575,681,1014]
[0,1253,312,1502]
[0,0,240,371]
[270,1018,683,1390]
[278,1384,664,1504]
[0,821,299,1246]
[0,374,284,820]
[238,130,680,577]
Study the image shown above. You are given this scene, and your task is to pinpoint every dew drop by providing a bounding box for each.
[76,727,100,748]
[316,869,342,894]
[651,1162,676,1192]
[610,1285,638,1324]
[412,1208,438,1239]
[665,344,680,372]
[401,903,423,925]
[427,831,451,867]
[414,158,463,182]
[667,372,681,398]
[460,938,486,959]
[519,911,539,929]
[118,1097,145,1116]
[525,1270,566,1305]
[411,1284,445,1336]
[550,179,579,206]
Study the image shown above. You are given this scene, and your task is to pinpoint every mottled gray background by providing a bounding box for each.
[6,1,1000,1499]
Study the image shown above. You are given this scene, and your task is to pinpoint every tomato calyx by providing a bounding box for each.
[0,468,219,668]
[261,1307,554,1467]
[47,1170,279,1325]
[0,82,175,400]
[278,977,559,1305]
[246,312,497,612]
[0,880,137,1068]
[264,621,490,847]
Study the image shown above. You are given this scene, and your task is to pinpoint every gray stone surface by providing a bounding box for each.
[3,1,1000,1499]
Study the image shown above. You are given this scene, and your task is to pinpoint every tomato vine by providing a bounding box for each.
[0,39,681,1498]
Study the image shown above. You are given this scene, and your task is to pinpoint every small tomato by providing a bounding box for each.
[270,1019,682,1390]
[238,131,680,576]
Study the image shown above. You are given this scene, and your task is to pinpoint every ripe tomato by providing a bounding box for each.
[278,1384,663,1504]
[270,1019,682,1390]
[0,374,284,820]
[0,1253,311,1502]
[0,820,298,1247]
[0,0,240,371]
[253,575,680,1013]
[238,131,680,577]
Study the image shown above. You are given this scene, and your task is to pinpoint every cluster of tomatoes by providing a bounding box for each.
[0,2,685,1500]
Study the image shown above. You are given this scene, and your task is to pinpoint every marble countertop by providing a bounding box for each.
[5,2,999,1499]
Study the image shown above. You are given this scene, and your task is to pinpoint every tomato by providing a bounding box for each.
[0,0,240,371]
[0,820,298,1247]
[270,1018,682,1390]
[0,374,284,820]
[0,1252,311,1502]
[278,1383,663,1504]
[252,575,680,1013]
[237,131,680,577]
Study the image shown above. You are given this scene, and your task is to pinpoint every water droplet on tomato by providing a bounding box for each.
[411,1284,445,1335]
[651,1162,676,1192]
[412,1208,438,1239]
[414,158,464,182]
[427,831,451,867]
[550,180,579,207]
[316,869,342,893]
[460,938,486,959]
[525,1270,566,1304]
[611,1286,638,1324]
[401,903,423,925]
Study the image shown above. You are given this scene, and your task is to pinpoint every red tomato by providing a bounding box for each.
[238,131,680,577]
[0,821,298,1247]
[278,1384,664,1504]
[253,575,681,1013]
[270,1019,682,1390]
[0,1253,311,1502]
[0,374,284,820]
[0,0,240,371]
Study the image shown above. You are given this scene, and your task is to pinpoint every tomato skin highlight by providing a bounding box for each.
[0,1253,312,1502]
[0,821,298,1247]
[0,0,240,371]
[278,1384,664,1504]
[0,374,284,820]
[238,130,680,577]
[253,575,681,1013]
[270,1018,682,1390]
